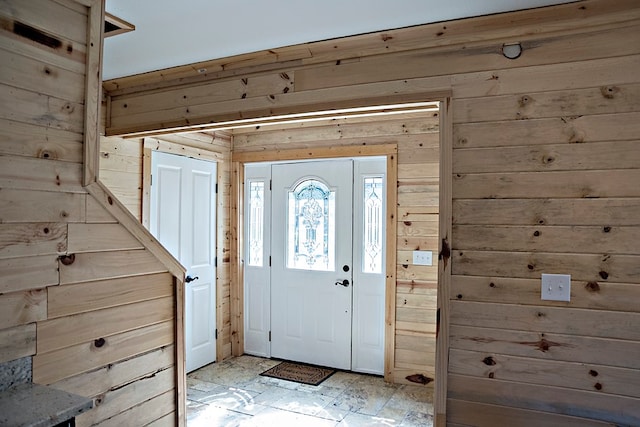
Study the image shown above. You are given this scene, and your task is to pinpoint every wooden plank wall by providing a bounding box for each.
[99,135,143,218]
[0,1,180,425]
[101,1,640,425]
[233,112,440,383]
[445,41,640,427]
[99,131,233,359]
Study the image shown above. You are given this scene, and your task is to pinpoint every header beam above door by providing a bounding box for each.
[232,143,397,163]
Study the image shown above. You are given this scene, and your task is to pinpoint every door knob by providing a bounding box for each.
[185,275,199,283]
[335,279,350,287]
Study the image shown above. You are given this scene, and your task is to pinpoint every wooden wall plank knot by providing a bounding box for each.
[483,356,496,366]
[438,237,451,269]
[600,85,619,99]
[585,281,600,292]
[519,336,558,353]
[58,253,75,265]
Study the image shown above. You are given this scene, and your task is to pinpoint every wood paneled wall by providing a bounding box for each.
[99,135,143,218]
[446,53,640,427]
[102,1,640,424]
[1,1,182,425]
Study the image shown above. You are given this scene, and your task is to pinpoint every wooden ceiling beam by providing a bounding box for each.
[103,0,640,96]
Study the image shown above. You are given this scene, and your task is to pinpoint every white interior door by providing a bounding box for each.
[150,151,217,373]
[271,160,353,370]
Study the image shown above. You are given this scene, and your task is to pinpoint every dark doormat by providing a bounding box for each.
[260,361,336,386]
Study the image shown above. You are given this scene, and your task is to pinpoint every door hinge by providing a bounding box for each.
[268,331,271,342]
[215,329,218,340]
[149,174,152,186]
[215,183,218,194]
[214,256,218,267]
[269,255,271,267]
[269,179,272,191]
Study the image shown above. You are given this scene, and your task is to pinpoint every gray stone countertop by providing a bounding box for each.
[0,383,93,427]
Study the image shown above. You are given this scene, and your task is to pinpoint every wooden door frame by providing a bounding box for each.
[229,95,452,426]
[435,97,452,426]
[236,148,396,371]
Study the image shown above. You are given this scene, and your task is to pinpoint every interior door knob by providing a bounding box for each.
[185,275,199,283]
[335,279,350,287]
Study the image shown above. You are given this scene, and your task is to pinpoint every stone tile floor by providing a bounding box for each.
[187,355,434,426]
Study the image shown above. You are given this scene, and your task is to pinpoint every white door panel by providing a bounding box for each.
[151,151,217,373]
[190,281,214,347]
[243,166,271,357]
[271,160,353,370]
[352,158,386,374]
[153,165,181,257]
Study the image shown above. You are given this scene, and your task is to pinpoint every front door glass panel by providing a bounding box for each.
[286,179,335,271]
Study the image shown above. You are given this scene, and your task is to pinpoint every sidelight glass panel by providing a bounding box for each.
[286,179,335,271]
[248,181,264,266]
[363,177,383,273]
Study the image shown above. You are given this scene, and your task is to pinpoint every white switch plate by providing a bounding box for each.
[413,250,432,266]
[541,274,571,302]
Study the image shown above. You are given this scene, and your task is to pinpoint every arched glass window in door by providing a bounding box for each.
[287,179,335,271]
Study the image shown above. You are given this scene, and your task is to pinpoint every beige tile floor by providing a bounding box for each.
[187,355,434,426]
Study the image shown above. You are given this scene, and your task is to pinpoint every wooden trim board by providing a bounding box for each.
[83,0,104,186]
[384,150,398,383]
[434,97,453,427]
[230,161,244,356]
[232,142,397,163]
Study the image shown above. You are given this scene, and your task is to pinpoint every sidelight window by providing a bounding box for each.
[248,181,265,267]
[363,176,383,273]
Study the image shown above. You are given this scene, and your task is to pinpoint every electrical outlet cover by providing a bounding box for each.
[541,273,571,302]
[412,250,432,266]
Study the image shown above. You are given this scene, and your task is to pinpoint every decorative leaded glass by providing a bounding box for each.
[287,179,335,271]
[363,177,383,273]
[248,181,264,266]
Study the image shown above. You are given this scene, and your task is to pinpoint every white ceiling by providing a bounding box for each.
[103,0,578,80]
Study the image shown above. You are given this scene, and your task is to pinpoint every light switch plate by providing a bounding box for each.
[541,274,571,302]
[413,250,432,266]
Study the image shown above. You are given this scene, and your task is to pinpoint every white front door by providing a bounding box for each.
[150,151,217,373]
[271,160,354,370]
